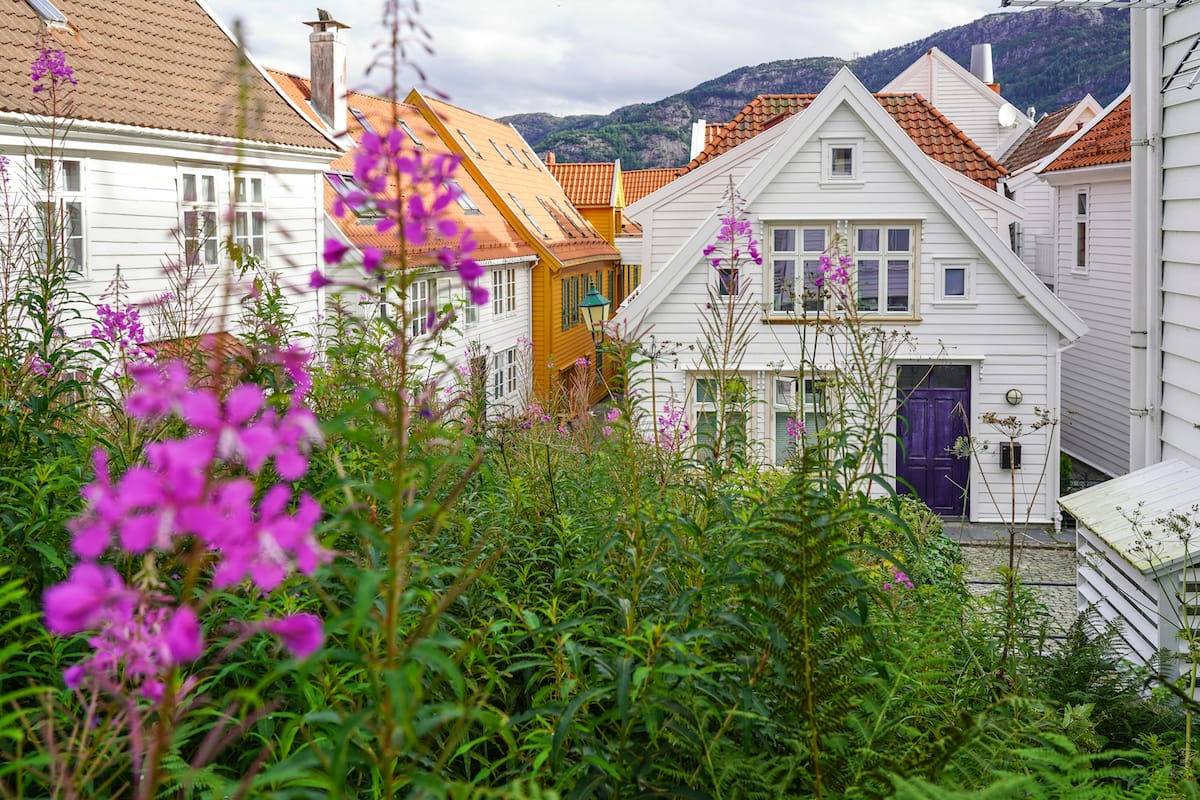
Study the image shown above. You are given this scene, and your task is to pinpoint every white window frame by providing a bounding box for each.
[491,267,517,317]
[179,167,221,268]
[409,276,430,337]
[34,156,85,275]
[851,224,915,315]
[771,375,827,465]
[769,224,830,314]
[1073,188,1089,275]
[233,172,266,266]
[692,374,751,459]
[492,346,517,401]
[821,138,862,185]
[935,259,974,303]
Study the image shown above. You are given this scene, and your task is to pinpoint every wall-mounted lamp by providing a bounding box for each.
[1005,388,1023,406]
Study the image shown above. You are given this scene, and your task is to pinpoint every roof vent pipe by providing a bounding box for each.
[970,43,994,85]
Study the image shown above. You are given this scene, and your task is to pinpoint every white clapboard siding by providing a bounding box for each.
[1052,174,1133,477]
[1160,3,1200,468]
[629,102,1066,523]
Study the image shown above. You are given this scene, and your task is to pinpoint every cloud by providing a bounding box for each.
[206,0,1011,119]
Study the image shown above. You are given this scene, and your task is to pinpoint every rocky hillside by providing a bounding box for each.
[504,8,1129,169]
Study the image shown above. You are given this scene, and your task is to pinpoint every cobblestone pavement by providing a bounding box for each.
[947,524,1078,637]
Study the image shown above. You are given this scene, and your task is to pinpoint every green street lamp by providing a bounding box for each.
[578,283,611,375]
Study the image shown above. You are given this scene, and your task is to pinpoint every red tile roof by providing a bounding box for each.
[270,71,535,268]
[623,168,681,204]
[685,93,1006,189]
[0,0,334,151]
[1042,96,1131,173]
[1001,103,1078,173]
[547,161,618,207]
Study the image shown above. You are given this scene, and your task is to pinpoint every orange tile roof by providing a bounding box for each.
[409,92,620,267]
[0,0,334,151]
[623,168,681,204]
[547,161,619,208]
[1042,96,1131,173]
[1001,103,1078,173]
[269,71,536,269]
[685,93,1006,189]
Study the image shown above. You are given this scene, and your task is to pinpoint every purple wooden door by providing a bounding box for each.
[896,365,970,516]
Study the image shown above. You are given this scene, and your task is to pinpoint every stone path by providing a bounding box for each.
[945,523,1078,637]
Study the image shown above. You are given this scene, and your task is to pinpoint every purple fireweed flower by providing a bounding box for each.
[323,239,350,265]
[31,48,76,94]
[268,613,323,658]
[786,417,806,442]
[43,563,132,635]
[309,269,332,289]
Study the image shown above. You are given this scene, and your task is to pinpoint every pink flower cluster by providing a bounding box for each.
[703,215,762,269]
[317,126,488,306]
[882,568,915,592]
[785,416,806,442]
[44,359,329,697]
[815,254,852,288]
[601,406,620,438]
[652,402,690,452]
[90,303,154,367]
[31,48,76,94]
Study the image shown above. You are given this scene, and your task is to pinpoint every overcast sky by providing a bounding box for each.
[205,1,1017,119]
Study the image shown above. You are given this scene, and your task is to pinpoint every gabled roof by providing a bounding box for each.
[686,92,1007,189]
[547,160,622,208]
[623,168,681,204]
[617,68,1086,343]
[1042,94,1131,173]
[0,0,334,151]
[882,46,1023,117]
[406,90,619,268]
[269,71,535,269]
[1002,95,1103,174]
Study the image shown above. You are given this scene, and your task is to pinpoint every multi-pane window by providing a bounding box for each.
[233,174,266,263]
[694,376,747,460]
[770,226,828,313]
[492,268,517,317]
[853,225,913,314]
[768,223,916,316]
[492,346,517,400]
[35,157,84,272]
[1074,190,1088,273]
[409,277,429,337]
[772,376,827,465]
[181,169,219,267]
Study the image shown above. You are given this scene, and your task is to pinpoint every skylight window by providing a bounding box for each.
[349,108,376,134]
[446,179,481,214]
[549,197,589,238]
[326,172,381,218]
[522,149,543,170]
[490,139,514,165]
[537,197,576,238]
[397,119,424,147]
[458,129,483,157]
[507,144,529,168]
[25,0,67,23]
[509,193,548,238]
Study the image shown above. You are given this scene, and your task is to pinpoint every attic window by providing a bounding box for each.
[349,108,376,135]
[490,139,514,165]
[397,119,424,147]
[821,138,862,184]
[458,129,483,157]
[507,144,529,168]
[25,0,67,24]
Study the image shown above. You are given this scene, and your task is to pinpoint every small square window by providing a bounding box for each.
[831,147,854,176]
[944,267,966,297]
[717,267,738,296]
[936,260,973,302]
[822,140,861,183]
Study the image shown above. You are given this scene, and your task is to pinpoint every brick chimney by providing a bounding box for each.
[547,152,556,165]
[304,11,349,133]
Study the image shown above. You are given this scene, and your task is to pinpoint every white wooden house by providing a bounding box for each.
[0,0,338,343]
[1037,91,1132,479]
[615,69,1086,524]
[1000,95,1104,286]
[881,45,1032,160]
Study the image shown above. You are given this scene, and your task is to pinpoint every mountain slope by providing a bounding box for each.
[503,8,1129,170]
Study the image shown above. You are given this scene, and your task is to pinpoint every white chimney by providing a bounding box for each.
[689,119,707,161]
[305,12,349,133]
[970,43,994,85]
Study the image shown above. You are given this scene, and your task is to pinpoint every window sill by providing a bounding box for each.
[761,313,922,325]
[931,299,978,308]
[818,179,865,190]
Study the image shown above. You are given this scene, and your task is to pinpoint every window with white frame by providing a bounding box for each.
[694,375,748,460]
[936,260,972,302]
[1074,189,1088,273]
[492,346,517,400]
[180,168,220,267]
[822,139,861,183]
[492,267,517,317]
[768,222,918,317]
[771,376,827,465]
[34,157,84,272]
[233,173,266,264]
[409,276,430,336]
